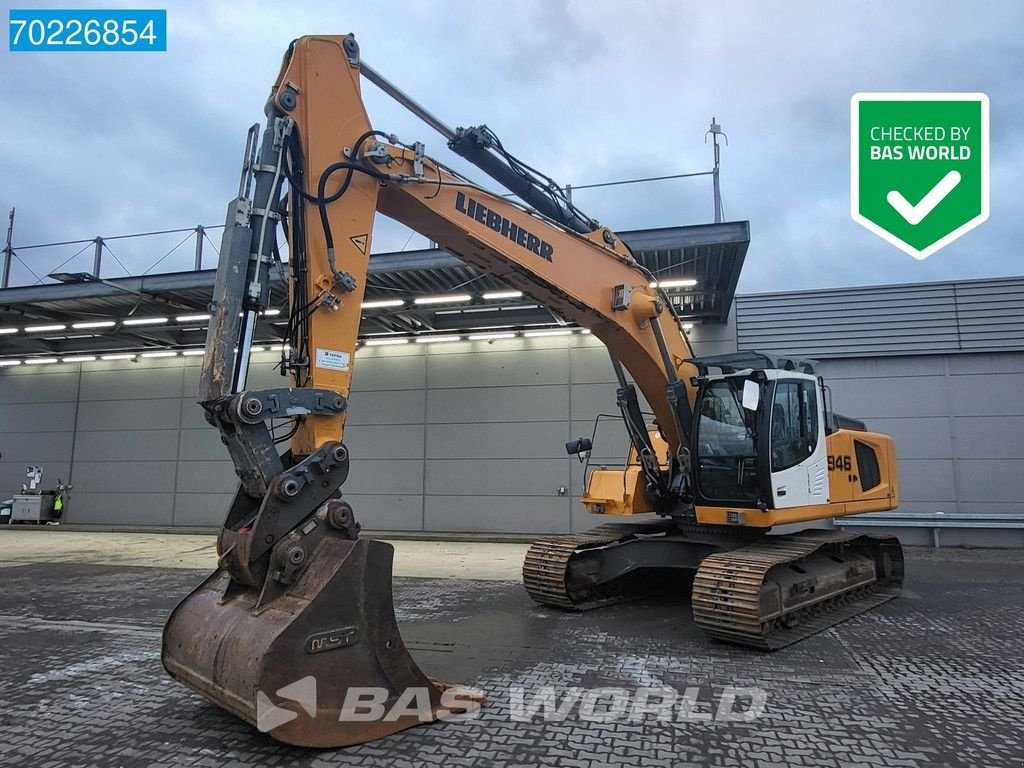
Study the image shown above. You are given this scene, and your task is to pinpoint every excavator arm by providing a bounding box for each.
[163,34,903,749]
[164,34,700,748]
[271,35,696,469]
[194,34,700,579]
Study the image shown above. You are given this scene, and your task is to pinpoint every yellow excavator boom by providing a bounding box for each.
[163,34,903,749]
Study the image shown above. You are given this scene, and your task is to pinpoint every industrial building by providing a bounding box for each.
[1,219,1021,546]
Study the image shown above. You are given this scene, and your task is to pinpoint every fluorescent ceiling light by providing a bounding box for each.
[364,338,410,346]
[261,309,281,317]
[181,349,206,356]
[437,304,540,316]
[24,357,59,365]
[469,304,538,313]
[362,299,405,309]
[140,351,178,358]
[266,344,290,352]
[176,314,210,323]
[62,355,97,363]
[650,278,698,289]
[413,294,472,305]
[0,359,22,366]
[580,329,592,335]
[0,328,18,335]
[250,346,265,353]
[123,317,169,326]
[415,335,462,344]
[101,353,136,360]
[482,290,523,300]
[524,329,573,337]
[24,324,66,333]
[468,332,516,341]
[72,320,116,329]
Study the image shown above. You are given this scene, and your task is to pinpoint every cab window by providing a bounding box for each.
[770,381,818,471]
[696,380,758,502]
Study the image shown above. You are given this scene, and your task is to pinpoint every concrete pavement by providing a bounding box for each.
[0,529,530,580]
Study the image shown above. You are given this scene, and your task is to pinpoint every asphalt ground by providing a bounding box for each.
[0,542,1021,768]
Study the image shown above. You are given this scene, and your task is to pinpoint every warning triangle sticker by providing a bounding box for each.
[350,234,368,254]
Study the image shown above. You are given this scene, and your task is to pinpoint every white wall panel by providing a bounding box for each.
[76,429,180,462]
[345,494,422,531]
[346,390,425,426]
[0,370,79,404]
[2,288,1022,540]
[425,495,569,534]
[867,417,953,460]
[69,491,174,526]
[73,460,176,494]
[429,348,569,388]
[426,458,568,497]
[427,385,567,424]
[0,402,78,432]
[79,366,183,400]
[344,424,425,460]
[342,459,423,495]
[947,373,1024,416]
[176,460,236,495]
[427,422,567,460]
[76,398,181,431]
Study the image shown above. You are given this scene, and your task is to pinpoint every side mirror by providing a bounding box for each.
[565,437,593,456]
[742,379,761,411]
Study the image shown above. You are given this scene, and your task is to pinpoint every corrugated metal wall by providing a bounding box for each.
[0,325,735,533]
[736,276,1024,358]
[818,353,1024,519]
[1,275,1021,542]
[735,275,1024,545]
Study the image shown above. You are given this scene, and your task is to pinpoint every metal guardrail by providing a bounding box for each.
[2,147,733,290]
[837,512,1024,548]
[1,222,225,288]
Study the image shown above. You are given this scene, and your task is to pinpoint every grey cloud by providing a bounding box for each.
[1,0,1021,291]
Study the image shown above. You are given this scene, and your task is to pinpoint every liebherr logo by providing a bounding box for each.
[454,191,554,262]
[256,676,317,732]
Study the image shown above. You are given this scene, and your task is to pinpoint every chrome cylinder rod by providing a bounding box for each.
[360,61,457,142]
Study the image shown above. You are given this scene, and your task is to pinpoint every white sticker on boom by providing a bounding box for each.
[315,348,351,372]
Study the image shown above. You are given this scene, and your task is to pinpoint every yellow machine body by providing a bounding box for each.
[164,33,906,749]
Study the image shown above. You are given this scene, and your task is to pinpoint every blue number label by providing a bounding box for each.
[9,9,167,51]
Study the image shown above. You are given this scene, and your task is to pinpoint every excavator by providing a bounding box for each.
[162,34,904,748]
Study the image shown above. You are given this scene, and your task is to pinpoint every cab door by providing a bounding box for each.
[767,376,828,508]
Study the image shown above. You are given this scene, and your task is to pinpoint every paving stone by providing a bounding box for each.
[0,550,1021,767]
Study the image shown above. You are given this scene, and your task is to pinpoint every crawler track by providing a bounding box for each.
[525,524,904,650]
[691,531,904,650]
[522,522,675,611]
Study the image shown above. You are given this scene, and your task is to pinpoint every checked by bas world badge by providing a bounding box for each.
[851,93,989,260]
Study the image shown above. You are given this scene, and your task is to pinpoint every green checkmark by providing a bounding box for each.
[852,94,988,259]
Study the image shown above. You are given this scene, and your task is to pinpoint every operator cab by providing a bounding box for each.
[691,352,829,511]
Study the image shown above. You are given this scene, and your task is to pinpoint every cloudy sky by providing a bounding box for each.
[1,0,1021,293]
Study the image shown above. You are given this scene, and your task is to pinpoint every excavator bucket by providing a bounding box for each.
[162,537,481,747]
